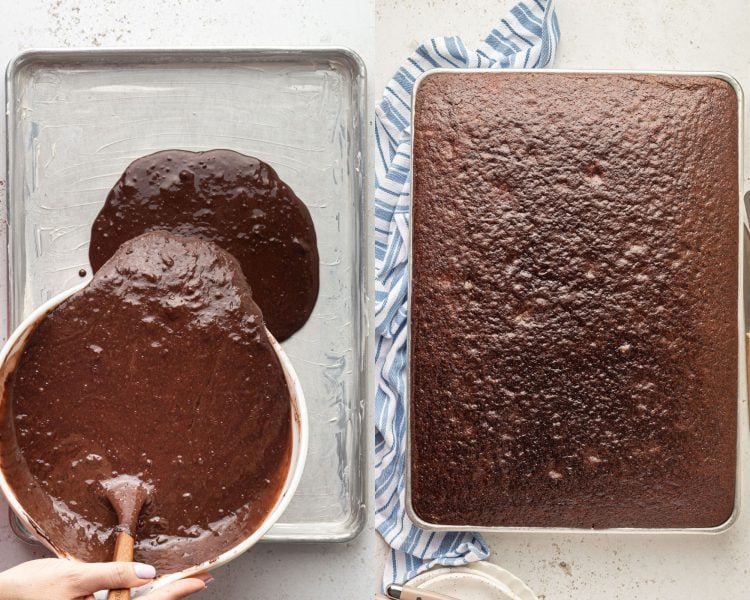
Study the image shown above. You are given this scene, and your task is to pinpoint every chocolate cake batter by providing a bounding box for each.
[89,149,319,342]
[410,72,738,528]
[1,231,292,572]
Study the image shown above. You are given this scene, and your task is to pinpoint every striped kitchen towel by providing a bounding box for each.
[374,0,560,587]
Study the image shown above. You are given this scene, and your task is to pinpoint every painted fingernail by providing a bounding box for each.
[204,576,215,587]
[134,563,156,579]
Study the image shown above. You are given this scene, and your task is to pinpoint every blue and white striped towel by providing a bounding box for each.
[374,0,560,587]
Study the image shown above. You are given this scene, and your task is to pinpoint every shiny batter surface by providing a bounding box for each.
[410,72,738,528]
[1,232,292,572]
[89,149,319,342]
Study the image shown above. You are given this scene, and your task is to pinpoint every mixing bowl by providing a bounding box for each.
[0,281,308,594]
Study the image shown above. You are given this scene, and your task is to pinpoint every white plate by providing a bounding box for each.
[406,563,538,600]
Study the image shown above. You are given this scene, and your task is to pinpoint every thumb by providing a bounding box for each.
[66,562,157,593]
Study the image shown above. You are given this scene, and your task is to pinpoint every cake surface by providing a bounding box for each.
[409,72,738,528]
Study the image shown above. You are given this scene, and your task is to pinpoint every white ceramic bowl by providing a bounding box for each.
[406,563,538,600]
[0,281,309,594]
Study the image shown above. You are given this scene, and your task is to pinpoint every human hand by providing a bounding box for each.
[0,558,211,600]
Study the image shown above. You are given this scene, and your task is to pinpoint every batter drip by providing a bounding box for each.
[89,149,319,342]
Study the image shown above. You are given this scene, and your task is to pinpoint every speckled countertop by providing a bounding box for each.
[374,1,750,599]
[0,1,375,599]
[2,0,750,598]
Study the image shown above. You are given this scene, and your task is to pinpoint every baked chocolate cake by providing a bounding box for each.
[409,72,738,528]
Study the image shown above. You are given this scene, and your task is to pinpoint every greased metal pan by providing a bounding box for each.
[405,69,745,534]
[5,47,368,543]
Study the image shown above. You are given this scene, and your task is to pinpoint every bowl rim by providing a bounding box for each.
[0,281,309,591]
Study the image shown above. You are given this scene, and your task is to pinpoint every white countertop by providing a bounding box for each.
[374,1,750,599]
[1,0,750,598]
[0,1,375,598]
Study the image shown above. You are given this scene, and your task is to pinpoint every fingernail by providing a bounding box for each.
[204,576,215,587]
[134,563,156,579]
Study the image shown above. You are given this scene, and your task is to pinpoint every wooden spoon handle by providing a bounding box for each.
[107,531,135,600]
